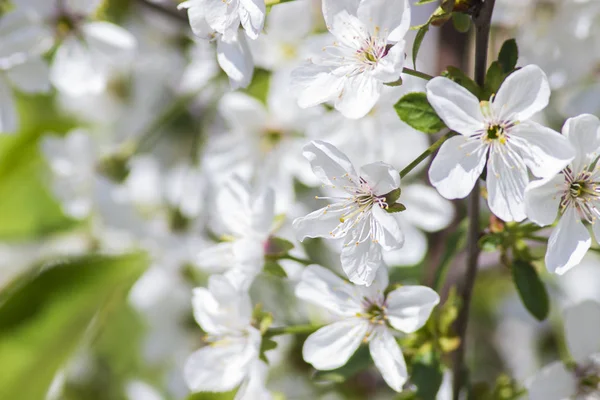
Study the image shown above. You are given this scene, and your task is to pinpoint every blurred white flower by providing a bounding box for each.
[0,10,52,133]
[525,114,600,275]
[178,0,265,89]
[527,300,600,400]
[185,275,271,399]
[291,0,411,119]
[296,264,439,392]
[196,176,275,290]
[427,65,574,222]
[18,0,136,96]
[293,141,405,286]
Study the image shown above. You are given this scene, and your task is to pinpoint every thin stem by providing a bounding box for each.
[265,324,323,337]
[400,131,456,178]
[402,67,434,81]
[452,2,496,399]
[265,0,296,6]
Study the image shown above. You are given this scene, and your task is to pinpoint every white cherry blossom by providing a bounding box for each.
[293,141,405,286]
[525,114,600,275]
[296,264,439,392]
[195,176,275,290]
[427,64,575,222]
[185,275,271,399]
[291,0,411,119]
[527,300,600,400]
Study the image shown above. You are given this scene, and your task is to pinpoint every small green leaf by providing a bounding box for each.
[386,203,407,213]
[384,188,402,204]
[263,260,288,278]
[498,38,519,73]
[412,23,430,69]
[443,66,481,97]
[478,234,503,252]
[264,236,294,257]
[484,61,505,98]
[259,337,278,363]
[394,92,446,134]
[452,12,471,33]
[187,390,237,400]
[511,260,550,321]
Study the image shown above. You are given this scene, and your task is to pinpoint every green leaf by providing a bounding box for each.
[511,260,550,321]
[386,203,407,213]
[259,337,278,363]
[384,188,402,204]
[263,260,288,278]
[443,66,481,98]
[452,12,471,33]
[187,391,237,400]
[484,61,505,98]
[411,351,444,400]
[412,24,430,69]
[416,0,438,4]
[0,253,148,400]
[243,68,270,104]
[394,92,446,134]
[498,39,519,73]
[264,236,294,258]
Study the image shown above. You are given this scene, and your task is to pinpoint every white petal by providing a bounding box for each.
[562,114,600,174]
[295,264,363,317]
[302,319,369,370]
[486,148,528,222]
[5,57,50,94]
[195,242,234,272]
[357,0,410,42]
[239,0,266,39]
[50,35,105,96]
[184,328,260,392]
[509,121,574,178]
[493,65,550,121]
[250,186,275,235]
[234,360,271,400]
[218,91,267,134]
[293,205,345,241]
[428,135,487,199]
[341,237,383,286]
[372,206,404,250]
[526,362,577,400]
[180,2,215,39]
[383,221,428,266]
[564,300,600,364]
[359,162,400,196]
[302,140,358,187]
[291,62,345,109]
[0,76,18,133]
[426,77,485,135]
[369,327,408,392]
[546,206,591,275]
[524,175,564,226]
[335,75,382,119]
[217,34,254,90]
[385,285,440,333]
[401,184,455,232]
[322,0,360,29]
[65,0,103,15]
[203,0,240,38]
[82,22,136,61]
[361,263,389,299]
[371,41,405,83]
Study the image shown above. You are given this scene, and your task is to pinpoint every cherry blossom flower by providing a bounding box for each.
[296,264,439,392]
[427,65,575,222]
[293,141,405,286]
[178,0,265,89]
[291,0,411,119]
[185,275,271,399]
[195,176,275,290]
[525,114,600,274]
[527,300,600,400]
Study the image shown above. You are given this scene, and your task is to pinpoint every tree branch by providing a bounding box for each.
[452,1,496,399]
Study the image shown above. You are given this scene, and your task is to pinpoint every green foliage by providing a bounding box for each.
[415,0,438,4]
[264,260,288,278]
[442,66,481,97]
[412,24,431,69]
[384,188,402,204]
[411,349,444,400]
[187,390,237,400]
[0,253,148,400]
[394,92,446,134]
[386,203,407,213]
[471,374,525,400]
[498,39,519,74]
[432,219,468,291]
[244,68,271,104]
[511,260,550,321]
[265,237,295,258]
